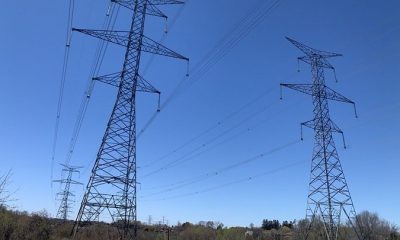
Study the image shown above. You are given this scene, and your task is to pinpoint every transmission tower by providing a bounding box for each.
[71,1,188,239]
[53,164,82,221]
[280,37,363,240]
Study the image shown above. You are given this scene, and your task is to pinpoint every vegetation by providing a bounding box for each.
[0,205,398,240]
[0,171,14,207]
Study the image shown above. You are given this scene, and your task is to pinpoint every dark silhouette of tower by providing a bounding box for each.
[280,37,363,240]
[71,0,188,239]
[53,164,82,221]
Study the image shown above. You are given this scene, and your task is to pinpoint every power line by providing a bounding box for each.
[137,0,282,138]
[139,78,304,178]
[140,97,281,178]
[140,85,278,169]
[51,0,75,198]
[141,139,300,198]
[64,3,121,167]
[142,159,306,202]
[139,99,393,203]
[52,0,120,210]
[139,96,307,178]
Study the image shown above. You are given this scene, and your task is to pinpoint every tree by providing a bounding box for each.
[282,221,294,229]
[0,170,14,207]
[262,219,281,230]
[389,225,400,240]
[357,211,392,240]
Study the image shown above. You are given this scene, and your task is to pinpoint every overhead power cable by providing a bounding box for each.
[139,72,300,177]
[140,85,278,169]
[51,0,76,196]
[137,0,282,138]
[140,70,297,171]
[140,94,306,179]
[142,159,306,202]
[140,97,280,178]
[141,138,301,198]
[63,3,120,166]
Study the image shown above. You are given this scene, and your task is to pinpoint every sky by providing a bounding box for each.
[0,0,399,228]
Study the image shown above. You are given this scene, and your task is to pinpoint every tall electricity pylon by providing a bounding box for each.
[54,164,82,221]
[280,37,363,240]
[71,1,188,239]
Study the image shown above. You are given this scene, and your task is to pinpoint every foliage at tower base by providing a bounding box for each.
[0,205,398,240]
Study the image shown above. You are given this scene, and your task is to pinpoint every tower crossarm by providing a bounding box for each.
[142,36,188,60]
[146,4,167,18]
[53,179,83,185]
[149,0,185,4]
[300,117,347,148]
[286,37,342,59]
[72,29,130,46]
[72,29,188,61]
[298,56,335,69]
[112,0,170,19]
[112,0,184,7]
[93,72,160,94]
[56,191,76,198]
[92,72,121,87]
[280,83,355,104]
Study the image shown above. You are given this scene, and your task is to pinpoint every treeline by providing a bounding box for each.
[0,205,399,240]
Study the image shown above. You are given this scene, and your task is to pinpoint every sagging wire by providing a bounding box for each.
[51,0,76,201]
[137,0,282,139]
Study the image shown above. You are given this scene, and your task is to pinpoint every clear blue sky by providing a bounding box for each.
[0,0,399,227]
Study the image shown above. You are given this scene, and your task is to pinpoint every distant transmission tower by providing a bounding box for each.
[71,0,188,239]
[280,37,363,240]
[54,164,82,221]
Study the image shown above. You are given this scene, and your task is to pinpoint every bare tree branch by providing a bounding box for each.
[0,170,17,207]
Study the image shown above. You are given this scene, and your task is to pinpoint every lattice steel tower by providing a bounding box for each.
[280,37,363,240]
[54,164,82,221]
[71,0,188,239]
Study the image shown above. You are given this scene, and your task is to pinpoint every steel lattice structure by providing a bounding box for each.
[71,0,188,239]
[281,37,363,240]
[54,164,82,221]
